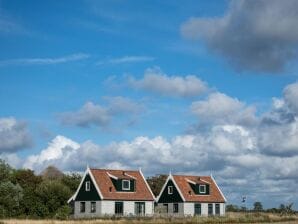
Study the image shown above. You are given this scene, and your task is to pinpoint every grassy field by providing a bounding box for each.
[1,212,298,224]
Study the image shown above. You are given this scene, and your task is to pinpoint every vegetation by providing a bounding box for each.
[0,159,297,222]
[0,159,81,219]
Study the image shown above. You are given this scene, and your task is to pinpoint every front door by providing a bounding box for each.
[135,202,145,215]
[115,202,123,215]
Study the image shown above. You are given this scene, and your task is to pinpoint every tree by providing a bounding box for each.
[0,159,13,182]
[226,204,239,212]
[146,174,167,196]
[0,181,23,217]
[61,173,81,193]
[36,180,72,216]
[253,201,263,211]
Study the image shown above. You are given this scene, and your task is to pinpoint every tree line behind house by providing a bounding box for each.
[0,159,296,219]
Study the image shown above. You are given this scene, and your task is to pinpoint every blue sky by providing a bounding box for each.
[1,0,298,209]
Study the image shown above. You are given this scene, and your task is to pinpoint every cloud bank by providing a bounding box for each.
[181,0,298,73]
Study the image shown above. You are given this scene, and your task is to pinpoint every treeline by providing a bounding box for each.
[226,202,296,215]
[0,159,81,219]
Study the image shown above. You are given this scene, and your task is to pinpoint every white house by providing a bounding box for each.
[156,174,226,216]
[68,167,155,218]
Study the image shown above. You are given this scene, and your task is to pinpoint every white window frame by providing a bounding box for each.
[91,201,96,213]
[85,181,90,191]
[122,179,130,190]
[199,184,206,193]
[168,186,173,194]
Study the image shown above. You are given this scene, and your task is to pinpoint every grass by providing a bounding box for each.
[1,212,298,224]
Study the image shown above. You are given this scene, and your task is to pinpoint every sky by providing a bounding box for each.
[1,0,298,209]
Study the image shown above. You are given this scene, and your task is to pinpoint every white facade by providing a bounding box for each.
[74,200,154,218]
[157,202,225,216]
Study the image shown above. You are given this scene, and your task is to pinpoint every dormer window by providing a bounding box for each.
[85,181,90,191]
[168,186,173,194]
[122,180,130,190]
[199,185,206,193]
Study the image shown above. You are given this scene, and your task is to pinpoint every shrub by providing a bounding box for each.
[54,205,71,220]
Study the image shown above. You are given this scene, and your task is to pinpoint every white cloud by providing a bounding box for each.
[59,97,142,128]
[24,135,80,171]
[0,117,32,152]
[0,53,90,66]
[283,82,298,113]
[191,92,257,126]
[129,67,208,97]
[97,56,154,65]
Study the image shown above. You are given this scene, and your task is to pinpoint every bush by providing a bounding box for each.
[54,205,71,220]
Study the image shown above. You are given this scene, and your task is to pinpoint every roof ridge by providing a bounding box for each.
[90,168,139,172]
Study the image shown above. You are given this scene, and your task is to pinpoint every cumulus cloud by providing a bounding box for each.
[59,97,142,128]
[191,92,257,126]
[129,67,208,97]
[0,117,32,153]
[181,0,298,73]
[14,80,298,207]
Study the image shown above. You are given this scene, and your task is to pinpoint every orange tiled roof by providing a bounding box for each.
[90,168,154,201]
[173,175,225,202]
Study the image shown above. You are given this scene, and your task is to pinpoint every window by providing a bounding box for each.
[115,202,123,215]
[85,181,90,191]
[80,202,85,213]
[208,203,213,215]
[215,204,220,215]
[135,202,145,215]
[91,201,96,213]
[163,204,168,213]
[199,185,206,193]
[168,186,173,194]
[194,203,201,215]
[122,180,130,190]
[173,203,179,213]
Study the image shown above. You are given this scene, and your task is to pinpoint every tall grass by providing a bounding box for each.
[1,212,298,224]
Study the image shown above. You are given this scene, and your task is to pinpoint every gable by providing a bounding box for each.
[75,174,101,201]
[111,178,135,192]
[157,179,183,203]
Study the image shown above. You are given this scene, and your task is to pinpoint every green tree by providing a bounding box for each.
[0,159,13,182]
[146,174,167,196]
[61,173,81,193]
[253,201,263,211]
[36,180,72,216]
[226,204,239,212]
[0,181,23,217]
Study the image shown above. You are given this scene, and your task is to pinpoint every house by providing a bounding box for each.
[156,173,226,216]
[68,167,155,218]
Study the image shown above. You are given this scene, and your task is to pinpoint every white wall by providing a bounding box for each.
[74,201,102,218]
[74,200,154,218]
[157,202,226,216]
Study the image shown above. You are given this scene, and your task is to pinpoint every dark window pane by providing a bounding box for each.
[215,203,220,215]
[80,202,85,213]
[208,203,213,215]
[115,202,123,215]
[194,203,201,215]
[91,201,96,213]
[173,203,179,213]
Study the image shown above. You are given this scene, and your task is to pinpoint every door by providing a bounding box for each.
[115,202,123,215]
[194,203,201,215]
[135,202,145,215]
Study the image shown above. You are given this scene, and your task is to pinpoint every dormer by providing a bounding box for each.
[108,171,136,192]
[187,178,210,195]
